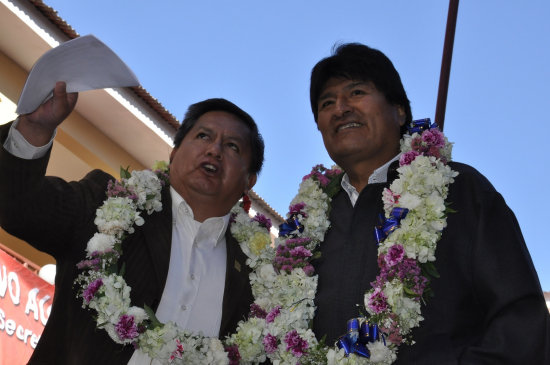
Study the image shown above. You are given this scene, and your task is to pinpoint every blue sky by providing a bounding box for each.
[44,0,550,290]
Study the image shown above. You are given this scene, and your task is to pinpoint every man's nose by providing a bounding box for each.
[335,96,352,117]
[206,140,222,159]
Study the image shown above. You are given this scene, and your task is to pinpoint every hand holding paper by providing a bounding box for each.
[17,82,78,146]
[16,34,140,115]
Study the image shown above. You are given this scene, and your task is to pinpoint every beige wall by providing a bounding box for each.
[0,50,147,266]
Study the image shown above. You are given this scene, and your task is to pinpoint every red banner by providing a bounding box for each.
[0,249,54,365]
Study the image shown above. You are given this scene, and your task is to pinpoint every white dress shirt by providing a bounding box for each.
[3,122,229,365]
[128,188,228,364]
[340,154,400,207]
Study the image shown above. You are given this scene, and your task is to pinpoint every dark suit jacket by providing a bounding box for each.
[313,161,550,364]
[0,122,253,364]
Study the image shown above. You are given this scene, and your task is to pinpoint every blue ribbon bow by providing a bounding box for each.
[374,207,409,245]
[407,118,438,134]
[278,214,304,237]
[337,319,382,358]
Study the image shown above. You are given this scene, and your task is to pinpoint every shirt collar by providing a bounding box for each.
[341,153,401,199]
[170,186,229,246]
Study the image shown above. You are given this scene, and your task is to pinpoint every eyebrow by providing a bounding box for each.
[318,81,370,102]
[195,125,247,144]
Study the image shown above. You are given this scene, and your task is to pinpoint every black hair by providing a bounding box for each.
[173,98,264,174]
[310,43,412,135]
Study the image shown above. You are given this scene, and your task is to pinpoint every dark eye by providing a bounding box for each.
[319,100,333,110]
[227,142,240,152]
[197,132,209,140]
[351,89,366,96]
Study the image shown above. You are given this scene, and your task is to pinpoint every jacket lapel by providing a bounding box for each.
[219,226,250,336]
[142,186,173,302]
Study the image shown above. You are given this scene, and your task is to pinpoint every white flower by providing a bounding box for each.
[126,170,163,214]
[367,341,397,364]
[95,196,141,237]
[86,232,117,255]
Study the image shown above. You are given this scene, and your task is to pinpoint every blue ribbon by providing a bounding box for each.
[278,214,304,237]
[407,118,438,134]
[374,207,409,245]
[337,319,381,358]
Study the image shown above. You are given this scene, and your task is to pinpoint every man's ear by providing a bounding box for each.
[396,105,406,126]
[246,173,258,193]
[169,148,177,163]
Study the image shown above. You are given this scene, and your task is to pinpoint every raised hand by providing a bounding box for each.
[16,81,78,146]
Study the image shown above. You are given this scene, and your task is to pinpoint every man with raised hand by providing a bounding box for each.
[0,81,264,364]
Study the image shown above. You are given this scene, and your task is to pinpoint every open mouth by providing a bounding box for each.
[201,163,218,174]
[337,122,362,132]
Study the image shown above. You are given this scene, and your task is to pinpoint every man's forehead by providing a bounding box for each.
[319,78,374,97]
[192,111,250,137]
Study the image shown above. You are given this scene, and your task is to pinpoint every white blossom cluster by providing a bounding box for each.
[75,164,231,364]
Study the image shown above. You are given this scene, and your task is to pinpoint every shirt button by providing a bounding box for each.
[190,274,195,280]
[181,304,187,311]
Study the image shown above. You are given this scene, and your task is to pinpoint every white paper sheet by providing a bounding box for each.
[16,34,140,114]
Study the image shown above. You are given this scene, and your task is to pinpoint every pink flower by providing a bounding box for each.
[263,334,278,354]
[381,314,404,345]
[385,244,404,267]
[169,339,184,361]
[266,306,281,323]
[399,151,420,166]
[115,314,139,340]
[284,330,309,358]
[367,288,388,314]
[382,188,400,211]
[83,278,103,303]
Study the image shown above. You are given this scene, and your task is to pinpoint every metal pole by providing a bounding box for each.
[435,0,459,131]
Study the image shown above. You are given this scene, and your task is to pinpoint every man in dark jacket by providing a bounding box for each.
[309,43,550,364]
[0,82,263,364]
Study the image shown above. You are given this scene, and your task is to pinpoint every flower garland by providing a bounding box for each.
[75,120,457,365]
[75,161,234,364]
[227,120,458,364]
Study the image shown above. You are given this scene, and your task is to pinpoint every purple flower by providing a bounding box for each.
[399,150,420,166]
[252,213,272,230]
[428,145,442,159]
[421,129,445,147]
[263,333,278,354]
[289,203,307,217]
[249,303,267,319]
[266,306,281,323]
[302,264,315,276]
[115,314,139,340]
[385,244,404,267]
[83,278,103,303]
[284,330,309,358]
[367,288,388,314]
[225,345,241,365]
[410,137,424,152]
[289,246,312,258]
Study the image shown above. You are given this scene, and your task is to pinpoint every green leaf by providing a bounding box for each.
[422,262,440,279]
[403,286,417,296]
[144,304,163,328]
[324,173,344,198]
[120,166,131,179]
